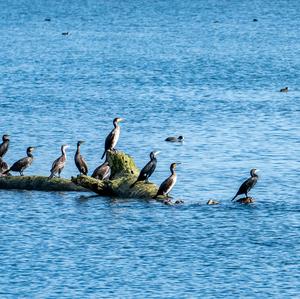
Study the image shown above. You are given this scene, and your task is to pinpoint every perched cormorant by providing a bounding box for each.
[62,32,69,36]
[130,151,160,188]
[101,117,124,159]
[3,147,35,176]
[0,157,9,175]
[92,161,111,180]
[231,169,259,201]
[154,162,180,198]
[74,141,88,175]
[165,136,184,142]
[0,134,10,158]
[49,144,69,179]
[280,87,288,93]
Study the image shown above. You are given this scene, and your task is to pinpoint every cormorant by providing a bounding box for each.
[280,87,288,92]
[3,147,35,176]
[101,117,124,159]
[165,136,184,142]
[0,157,9,175]
[0,134,10,158]
[92,161,111,180]
[154,162,180,198]
[49,144,69,179]
[130,151,160,188]
[62,32,69,36]
[74,141,88,175]
[232,169,259,201]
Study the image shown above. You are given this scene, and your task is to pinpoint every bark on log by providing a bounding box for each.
[0,176,88,192]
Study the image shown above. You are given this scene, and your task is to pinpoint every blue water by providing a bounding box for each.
[0,0,300,297]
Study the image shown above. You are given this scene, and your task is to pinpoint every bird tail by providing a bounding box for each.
[101,150,106,160]
[2,168,10,175]
[231,194,238,201]
[130,180,137,188]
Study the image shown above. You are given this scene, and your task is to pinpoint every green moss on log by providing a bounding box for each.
[0,176,88,192]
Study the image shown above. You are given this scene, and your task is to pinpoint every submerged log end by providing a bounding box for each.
[236,197,255,204]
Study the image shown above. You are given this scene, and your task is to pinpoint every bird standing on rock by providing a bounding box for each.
[101,117,124,159]
[0,157,9,175]
[3,147,35,176]
[130,151,160,188]
[154,162,180,198]
[232,169,259,201]
[0,134,10,158]
[49,144,69,179]
[74,141,88,175]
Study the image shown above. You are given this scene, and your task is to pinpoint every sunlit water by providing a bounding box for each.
[0,0,299,298]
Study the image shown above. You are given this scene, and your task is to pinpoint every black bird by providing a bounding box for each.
[165,136,184,142]
[92,161,111,180]
[74,141,88,175]
[0,157,9,175]
[130,151,160,188]
[101,117,124,159]
[3,147,35,176]
[232,169,259,201]
[154,162,180,198]
[62,32,69,36]
[280,87,288,93]
[0,134,10,158]
[49,144,69,179]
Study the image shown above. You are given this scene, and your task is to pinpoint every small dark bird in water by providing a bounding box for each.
[101,117,124,159]
[154,162,180,198]
[130,151,160,188]
[231,169,259,201]
[0,157,9,175]
[92,161,111,180]
[165,136,184,142]
[62,32,69,36]
[0,134,10,158]
[74,141,88,175]
[280,87,288,93]
[3,147,35,176]
[49,144,69,179]
[44,18,51,21]
[253,18,258,22]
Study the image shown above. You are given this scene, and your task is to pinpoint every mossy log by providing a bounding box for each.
[0,176,88,192]
[72,151,172,202]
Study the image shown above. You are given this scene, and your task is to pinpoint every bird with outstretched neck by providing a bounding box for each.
[154,162,180,198]
[101,117,124,159]
[3,147,35,176]
[74,141,88,175]
[232,169,259,201]
[49,145,69,179]
[130,151,160,188]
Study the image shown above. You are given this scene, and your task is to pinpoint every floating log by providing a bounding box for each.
[0,175,87,192]
[71,151,166,201]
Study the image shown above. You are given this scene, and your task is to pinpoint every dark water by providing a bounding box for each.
[0,0,299,297]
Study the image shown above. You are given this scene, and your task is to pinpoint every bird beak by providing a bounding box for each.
[154,151,160,156]
[176,162,182,165]
[119,118,124,122]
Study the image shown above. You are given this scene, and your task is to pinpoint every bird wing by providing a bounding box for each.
[51,156,65,173]
[138,160,156,180]
[80,155,88,174]
[237,177,254,195]
[10,157,30,171]
[75,154,88,174]
[104,130,115,151]
[0,142,9,157]
[157,175,175,196]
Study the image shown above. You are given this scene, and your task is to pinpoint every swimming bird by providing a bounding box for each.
[74,141,88,175]
[62,32,69,36]
[154,162,180,198]
[3,147,35,176]
[92,161,111,180]
[49,144,69,179]
[0,157,9,175]
[101,117,124,159]
[280,87,288,92]
[165,136,184,142]
[130,151,160,188]
[0,134,10,158]
[231,169,259,201]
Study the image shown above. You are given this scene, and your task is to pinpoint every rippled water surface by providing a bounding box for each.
[0,0,299,298]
